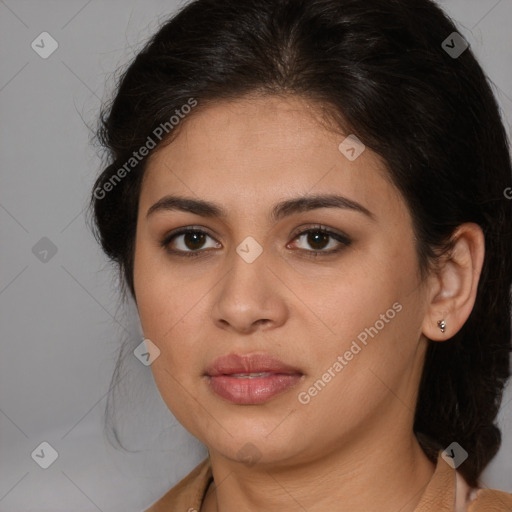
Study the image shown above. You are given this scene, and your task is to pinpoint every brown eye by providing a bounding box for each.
[290,227,351,254]
[305,231,331,250]
[182,231,207,250]
[161,228,221,256]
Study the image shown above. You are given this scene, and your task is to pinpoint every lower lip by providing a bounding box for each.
[207,373,303,404]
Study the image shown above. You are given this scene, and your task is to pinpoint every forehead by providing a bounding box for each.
[141,94,405,221]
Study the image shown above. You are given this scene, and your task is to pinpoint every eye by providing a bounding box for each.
[160,224,351,258]
[161,227,220,257]
[288,225,351,256]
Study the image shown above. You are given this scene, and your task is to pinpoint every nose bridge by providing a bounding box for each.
[222,236,271,305]
[223,225,268,279]
[210,235,287,332]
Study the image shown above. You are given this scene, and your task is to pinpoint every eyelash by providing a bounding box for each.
[160,224,351,259]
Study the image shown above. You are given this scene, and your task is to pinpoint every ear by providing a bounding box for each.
[422,223,485,341]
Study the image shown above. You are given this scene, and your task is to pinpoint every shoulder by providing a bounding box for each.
[143,457,213,512]
[468,488,512,511]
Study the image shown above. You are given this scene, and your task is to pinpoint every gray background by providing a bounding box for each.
[0,1,511,510]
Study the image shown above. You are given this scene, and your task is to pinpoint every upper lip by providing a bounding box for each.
[205,353,303,376]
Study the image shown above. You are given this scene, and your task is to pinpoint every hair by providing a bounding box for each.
[89,0,512,487]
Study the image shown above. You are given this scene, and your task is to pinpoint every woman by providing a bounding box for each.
[90,0,512,510]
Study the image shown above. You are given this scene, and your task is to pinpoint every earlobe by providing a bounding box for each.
[436,319,447,333]
[422,223,485,342]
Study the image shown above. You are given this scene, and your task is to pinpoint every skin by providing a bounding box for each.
[133,94,485,512]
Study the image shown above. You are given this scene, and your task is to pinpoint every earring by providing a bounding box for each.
[437,320,447,333]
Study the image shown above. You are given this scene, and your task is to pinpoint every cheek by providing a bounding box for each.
[301,248,416,338]
[134,233,186,337]
[135,270,202,348]
[133,240,211,384]
[304,245,423,382]
[134,259,207,427]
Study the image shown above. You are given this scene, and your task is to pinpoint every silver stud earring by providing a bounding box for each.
[437,320,447,333]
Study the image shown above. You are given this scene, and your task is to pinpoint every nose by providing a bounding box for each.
[210,246,289,334]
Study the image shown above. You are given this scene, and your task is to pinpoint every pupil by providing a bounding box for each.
[308,231,328,250]
[185,232,205,250]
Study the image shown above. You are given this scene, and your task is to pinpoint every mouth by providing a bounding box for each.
[204,353,304,404]
[223,372,283,378]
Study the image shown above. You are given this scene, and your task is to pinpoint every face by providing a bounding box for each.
[133,95,431,467]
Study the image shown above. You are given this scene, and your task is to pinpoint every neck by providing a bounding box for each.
[202,434,436,512]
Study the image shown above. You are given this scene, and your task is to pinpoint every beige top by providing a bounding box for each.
[144,450,512,511]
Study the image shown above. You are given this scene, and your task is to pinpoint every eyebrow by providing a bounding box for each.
[146,193,375,222]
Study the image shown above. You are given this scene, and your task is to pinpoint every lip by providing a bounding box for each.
[205,353,304,405]
[205,353,302,376]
